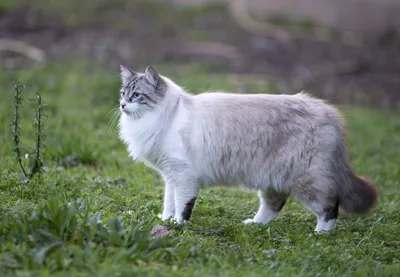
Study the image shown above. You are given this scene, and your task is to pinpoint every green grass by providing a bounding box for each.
[0,61,399,277]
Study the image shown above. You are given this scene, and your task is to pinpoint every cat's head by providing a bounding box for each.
[119,65,166,118]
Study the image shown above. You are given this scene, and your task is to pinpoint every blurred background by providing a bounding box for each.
[1,0,400,110]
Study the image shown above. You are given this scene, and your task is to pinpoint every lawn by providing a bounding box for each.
[0,60,399,277]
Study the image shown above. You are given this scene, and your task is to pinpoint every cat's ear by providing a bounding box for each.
[120,65,135,85]
[144,65,159,86]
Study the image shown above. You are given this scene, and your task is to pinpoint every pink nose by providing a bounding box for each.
[120,103,126,108]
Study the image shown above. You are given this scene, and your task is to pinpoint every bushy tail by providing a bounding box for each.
[339,174,378,214]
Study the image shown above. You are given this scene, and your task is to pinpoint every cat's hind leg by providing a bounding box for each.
[306,200,339,232]
[244,189,287,224]
[292,175,340,232]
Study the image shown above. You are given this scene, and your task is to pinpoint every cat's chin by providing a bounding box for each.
[121,109,144,120]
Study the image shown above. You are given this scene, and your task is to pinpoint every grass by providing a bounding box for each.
[0,60,399,277]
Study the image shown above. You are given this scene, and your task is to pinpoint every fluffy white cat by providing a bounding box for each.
[118,65,377,232]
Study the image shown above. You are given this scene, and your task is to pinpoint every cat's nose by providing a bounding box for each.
[120,103,126,108]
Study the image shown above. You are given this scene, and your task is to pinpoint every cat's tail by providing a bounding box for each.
[339,174,378,214]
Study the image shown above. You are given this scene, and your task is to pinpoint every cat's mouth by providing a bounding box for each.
[120,106,133,115]
[122,110,134,117]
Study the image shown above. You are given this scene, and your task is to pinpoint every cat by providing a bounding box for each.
[118,65,377,232]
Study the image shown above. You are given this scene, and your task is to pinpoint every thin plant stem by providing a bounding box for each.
[29,94,43,179]
[12,82,28,178]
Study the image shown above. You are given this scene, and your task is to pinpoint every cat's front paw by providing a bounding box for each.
[159,210,175,221]
[159,214,174,222]
[171,216,188,225]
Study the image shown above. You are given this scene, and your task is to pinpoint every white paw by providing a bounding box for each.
[315,219,336,233]
[159,213,174,222]
[243,218,255,224]
[172,216,184,224]
[314,229,333,234]
[170,216,189,225]
[243,218,270,225]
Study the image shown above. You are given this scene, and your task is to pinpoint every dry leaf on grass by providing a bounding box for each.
[151,224,170,238]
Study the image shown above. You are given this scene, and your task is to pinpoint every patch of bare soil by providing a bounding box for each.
[1,5,399,110]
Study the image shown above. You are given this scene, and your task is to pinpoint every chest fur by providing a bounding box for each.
[119,114,186,166]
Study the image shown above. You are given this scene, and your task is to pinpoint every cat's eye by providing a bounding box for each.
[131,92,140,100]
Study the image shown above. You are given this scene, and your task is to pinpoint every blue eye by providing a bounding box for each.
[129,92,140,102]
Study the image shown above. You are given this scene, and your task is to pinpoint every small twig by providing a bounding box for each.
[12,82,28,178]
[0,38,46,62]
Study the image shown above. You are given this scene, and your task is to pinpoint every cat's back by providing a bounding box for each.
[191,91,341,127]
[194,91,322,109]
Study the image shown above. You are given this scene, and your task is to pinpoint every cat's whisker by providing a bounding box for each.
[105,108,121,137]
[105,106,119,120]
[111,111,121,131]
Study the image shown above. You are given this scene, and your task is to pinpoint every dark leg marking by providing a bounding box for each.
[265,190,287,213]
[182,197,197,221]
[323,200,339,222]
[274,200,287,213]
